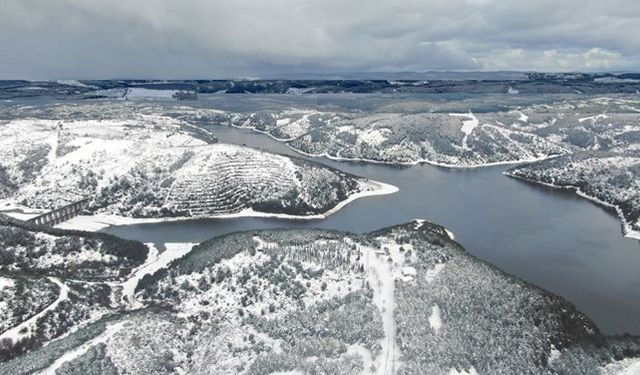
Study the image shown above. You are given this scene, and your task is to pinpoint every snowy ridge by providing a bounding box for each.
[224,107,568,167]
[4,96,639,169]
[169,96,639,170]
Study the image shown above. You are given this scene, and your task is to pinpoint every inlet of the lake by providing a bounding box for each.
[103,124,640,335]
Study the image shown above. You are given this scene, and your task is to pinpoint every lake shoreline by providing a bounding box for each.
[225,124,563,169]
[53,179,398,232]
[503,171,640,240]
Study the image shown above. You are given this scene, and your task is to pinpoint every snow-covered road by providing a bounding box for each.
[0,277,69,344]
[362,240,404,375]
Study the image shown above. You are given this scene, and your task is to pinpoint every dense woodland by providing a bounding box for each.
[5,222,638,374]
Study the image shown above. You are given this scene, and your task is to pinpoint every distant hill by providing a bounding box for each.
[0,71,639,99]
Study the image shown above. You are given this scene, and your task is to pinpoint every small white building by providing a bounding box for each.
[402,266,417,278]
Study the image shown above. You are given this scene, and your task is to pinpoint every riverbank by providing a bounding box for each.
[54,179,398,232]
[290,141,562,169]
[503,171,640,240]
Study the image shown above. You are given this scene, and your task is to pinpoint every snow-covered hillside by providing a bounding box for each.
[227,110,568,167]
[0,115,393,220]
[136,96,636,168]
[3,96,638,168]
[0,215,147,281]
[224,97,640,167]
[5,221,640,374]
[0,215,148,362]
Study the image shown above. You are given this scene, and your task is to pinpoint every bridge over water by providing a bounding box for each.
[28,198,91,227]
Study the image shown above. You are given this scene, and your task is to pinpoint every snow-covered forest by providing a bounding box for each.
[2,220,639,374]
[0,113,388,219]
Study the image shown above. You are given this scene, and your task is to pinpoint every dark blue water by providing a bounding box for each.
[104,125,640,335]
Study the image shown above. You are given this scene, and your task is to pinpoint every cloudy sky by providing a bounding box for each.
[1,0,639,79]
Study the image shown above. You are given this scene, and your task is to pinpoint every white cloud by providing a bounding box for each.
[477,47,624,72]
[0,0,638,78]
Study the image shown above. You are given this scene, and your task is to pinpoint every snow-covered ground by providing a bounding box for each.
[119,243,195,309]
[444,229,455,240]
[36,321,126,375]
[450,112,479,150]
[429,305,443,333]
[5,221,639,374]
[578,113,609,123]
[0,276,14,290]
[295,141,561,169]
[0,204,49,220]
[600,358,640,375]
[322,179,398,217]
[360,238,409,375]
[425,263,446,284]
[226,106,569,167]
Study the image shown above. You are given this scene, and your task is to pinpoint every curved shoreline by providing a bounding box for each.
[504,171,640,240]
[225,123,639,242]
[53,179,398,232]
[224,124,565,169]
[284,141,562,169]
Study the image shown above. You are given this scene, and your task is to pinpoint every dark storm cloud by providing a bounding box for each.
[0,0,638,78]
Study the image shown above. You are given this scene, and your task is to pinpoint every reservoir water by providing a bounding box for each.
[104,123,640,335]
